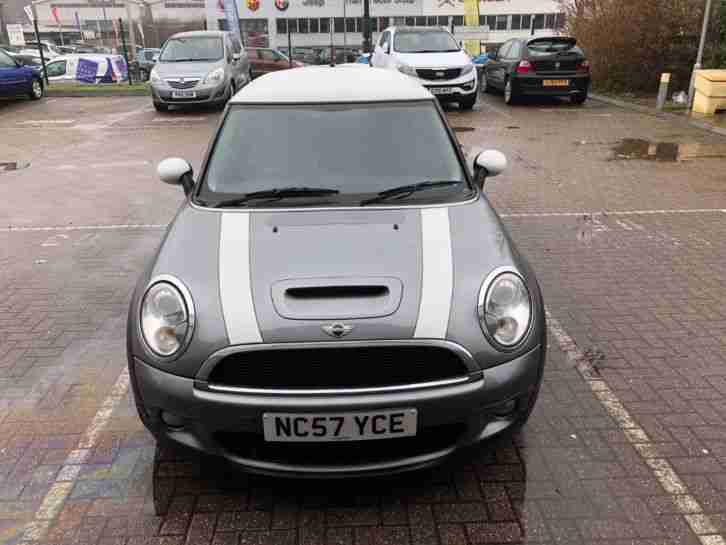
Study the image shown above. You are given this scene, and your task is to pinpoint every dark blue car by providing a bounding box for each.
[0,48,44,101]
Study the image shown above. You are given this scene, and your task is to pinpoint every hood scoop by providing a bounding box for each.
[271,277,403,320]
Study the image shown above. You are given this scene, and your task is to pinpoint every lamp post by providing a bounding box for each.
[687,0,713,109]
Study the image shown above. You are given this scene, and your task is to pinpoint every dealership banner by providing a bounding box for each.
[462,0,479,55]
[223,0,243,42]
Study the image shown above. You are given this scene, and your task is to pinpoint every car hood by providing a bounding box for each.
[153,60,222,78]
[395,50,472,68]
[138,198,545,378]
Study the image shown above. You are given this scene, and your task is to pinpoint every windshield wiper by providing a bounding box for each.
[359,181,463,206]
[212,187,340,208]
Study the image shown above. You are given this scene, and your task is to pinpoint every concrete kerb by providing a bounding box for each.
[590,93,726,138]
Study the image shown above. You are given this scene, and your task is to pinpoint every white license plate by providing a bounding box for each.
[543,79,570,87]
[263,409,417,442]
[430,87,454,95]
[172,90,196,98]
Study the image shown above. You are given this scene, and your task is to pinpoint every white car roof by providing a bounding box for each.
[230,66,433,104]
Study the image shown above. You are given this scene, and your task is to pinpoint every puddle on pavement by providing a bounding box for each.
[0,161,30,173]
[612,138,726,162]
[452,126,476,132]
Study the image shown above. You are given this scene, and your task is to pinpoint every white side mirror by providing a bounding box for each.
[475,150,507,178]
[232,53,241,61]
[158,157,193,194]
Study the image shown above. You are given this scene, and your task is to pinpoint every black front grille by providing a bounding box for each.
[215,423,466,466]
[531,60,578,72]
[416,68,462,81]
[167,79,199,89]
[206,345,470,390]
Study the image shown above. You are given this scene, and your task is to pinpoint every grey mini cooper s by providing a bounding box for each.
[127,66,546,477]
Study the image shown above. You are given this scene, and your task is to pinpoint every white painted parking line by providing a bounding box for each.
[546,310,726,545]
[3,223,167,232]
[21,369,131,542]
[151,116,207,122]
[501,208,726,218]
[16,119,76,125]
[57,160,152,170]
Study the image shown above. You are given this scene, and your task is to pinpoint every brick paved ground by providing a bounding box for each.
[0,92,724,545]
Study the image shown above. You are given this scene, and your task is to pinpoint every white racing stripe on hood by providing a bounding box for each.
[220,213,262,344]
[414,208,453,338]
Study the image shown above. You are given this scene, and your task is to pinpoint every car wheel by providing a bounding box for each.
[153,102,168,112]
[459,95,476,110]
[504,78,517,105]
[28,78,43,100]
[571,92,587,105]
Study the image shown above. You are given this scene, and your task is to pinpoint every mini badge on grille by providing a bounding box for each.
[322,323,354,338]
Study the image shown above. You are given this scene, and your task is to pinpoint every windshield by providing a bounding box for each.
[198,102,470,207]
[527,40,579,56]
[394,31,460,53]
[159,37,223,62]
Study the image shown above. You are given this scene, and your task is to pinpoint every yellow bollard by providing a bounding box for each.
[692,70,726,115]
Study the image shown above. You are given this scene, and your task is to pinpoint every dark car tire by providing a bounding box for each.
[571,92,588,105]
[459,95,476,110]
[504,78,519,105]
[153,102,168,112]
[28,78,44,100]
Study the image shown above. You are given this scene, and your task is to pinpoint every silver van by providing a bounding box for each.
[150,30,251,111]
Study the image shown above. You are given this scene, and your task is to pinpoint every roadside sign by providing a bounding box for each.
[24,4,35,22]
[7,24,26,46]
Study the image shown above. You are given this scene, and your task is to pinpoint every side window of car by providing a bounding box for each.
[231,38,241,54]
[259,49,276,61]
[0,50,16,68]
[497,42,511,60]
[45,60,67,77]
[380,31,390,51]
[508,41,522,60]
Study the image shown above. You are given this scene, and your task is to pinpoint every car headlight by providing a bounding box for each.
[397,63,418,77]
[461,64,475,76]
[149,68,162,84]
[140,280,193,358]
[204,67,225,84]
[478,270,532,349]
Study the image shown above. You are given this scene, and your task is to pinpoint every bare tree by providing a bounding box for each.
[560,0,712,93]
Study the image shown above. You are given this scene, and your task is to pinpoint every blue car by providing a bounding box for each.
[0,47,44,101]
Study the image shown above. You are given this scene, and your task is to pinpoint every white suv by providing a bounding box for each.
[371,26,478,110]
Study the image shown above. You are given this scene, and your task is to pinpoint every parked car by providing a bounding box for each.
[372,26,478,110]
[43,54,128,83]
[149,30,251,112]
[248,48,303,78]
[0,47,44,100]
[0,44,22,55]
[20,41,62,59]
[133,48,160,81]
[481,36,590,105]
[9,52,44,75]
[126,66,546,478]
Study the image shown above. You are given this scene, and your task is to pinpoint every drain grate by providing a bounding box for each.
[0,161,30,173]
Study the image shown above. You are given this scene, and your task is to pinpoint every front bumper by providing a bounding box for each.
[420,76,478,102]
[151,80,228,105]
[131,342,544,477]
